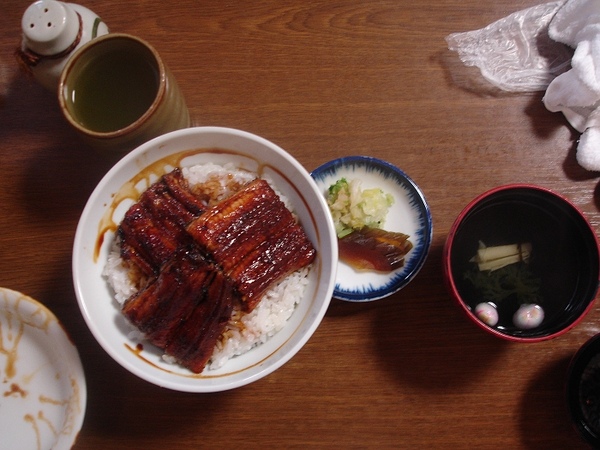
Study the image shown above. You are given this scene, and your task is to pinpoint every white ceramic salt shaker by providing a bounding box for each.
[16,1,109,91]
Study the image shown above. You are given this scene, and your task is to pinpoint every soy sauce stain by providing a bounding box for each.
[3,382,27,398]
[24,413,42,450]
[0,303,25,380]
[23,410,60,450]
[1,294,53,380]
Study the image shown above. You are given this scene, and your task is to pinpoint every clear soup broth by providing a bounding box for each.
[450,190,598,338]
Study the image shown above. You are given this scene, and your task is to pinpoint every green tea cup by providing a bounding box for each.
[58,33,190,154]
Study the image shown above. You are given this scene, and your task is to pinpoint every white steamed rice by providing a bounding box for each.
[102,162,311,371]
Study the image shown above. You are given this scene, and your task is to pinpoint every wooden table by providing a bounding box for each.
[0,1,597,448]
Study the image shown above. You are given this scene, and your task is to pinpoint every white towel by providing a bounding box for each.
[548,0,600,46]
[543,0,600,170]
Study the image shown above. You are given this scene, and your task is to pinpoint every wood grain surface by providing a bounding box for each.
[0,1,597,448]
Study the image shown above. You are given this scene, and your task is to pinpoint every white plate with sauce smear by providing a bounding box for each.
[0,287,86,450]
[311,156,433,301]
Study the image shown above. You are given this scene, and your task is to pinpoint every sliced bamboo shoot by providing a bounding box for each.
[477,254,522,271]
[470,242,532,272]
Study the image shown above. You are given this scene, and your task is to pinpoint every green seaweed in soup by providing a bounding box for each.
[463,261,541,306]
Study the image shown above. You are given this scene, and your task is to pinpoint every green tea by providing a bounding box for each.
[68,49,159,132]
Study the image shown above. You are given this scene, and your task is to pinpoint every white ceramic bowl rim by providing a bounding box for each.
[72,126,337,391]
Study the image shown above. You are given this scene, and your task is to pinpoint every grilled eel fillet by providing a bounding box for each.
[186,179,316,311]
[118,168,207,276]
[118,172,316,373]
[122,245,235,373]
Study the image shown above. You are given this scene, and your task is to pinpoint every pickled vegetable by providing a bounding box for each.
[327,178,394,238]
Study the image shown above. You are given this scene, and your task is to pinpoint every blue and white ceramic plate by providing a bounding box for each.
[311,156,433,301]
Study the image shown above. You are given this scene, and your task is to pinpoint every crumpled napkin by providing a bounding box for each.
[543,0,600,171]
[447,0,600,172]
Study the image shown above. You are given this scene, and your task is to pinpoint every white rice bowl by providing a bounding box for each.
[102,162,311,371]
[73,127,337,392]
